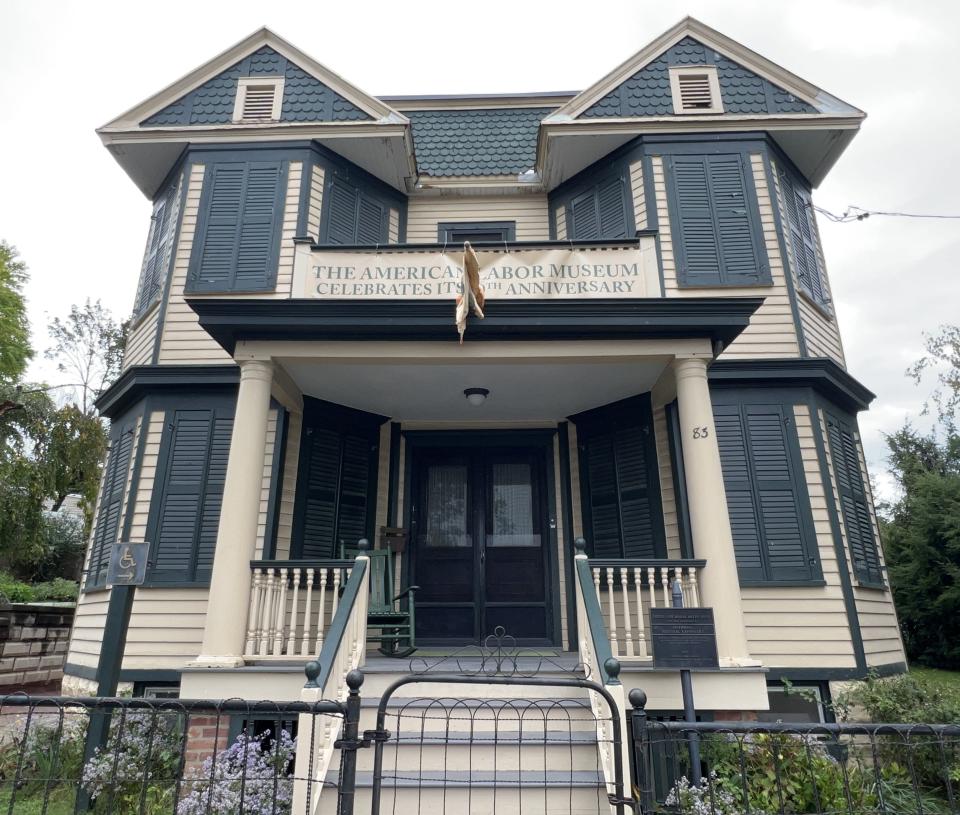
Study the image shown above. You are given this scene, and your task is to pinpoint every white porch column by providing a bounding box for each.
[193,358,274,667]
[673,355,756,666]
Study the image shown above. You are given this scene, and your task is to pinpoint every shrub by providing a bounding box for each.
[31,578,79,602]
[701,731,874,814]
[81,709,184,812]
[0,571,35,603]
[177,728,296,815]
[0,710,87,795]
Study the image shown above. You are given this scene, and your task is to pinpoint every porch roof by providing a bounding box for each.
[186,297,763,356]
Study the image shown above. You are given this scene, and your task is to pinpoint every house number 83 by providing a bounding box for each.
[692,426,709,439]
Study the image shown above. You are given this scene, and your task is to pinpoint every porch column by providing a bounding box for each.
[193,358,274,667]
[673,356,755,666]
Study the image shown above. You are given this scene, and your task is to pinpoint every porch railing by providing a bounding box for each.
[244,559,355,660]
[293,547,370,815]
[587,557,706,662]
[573,539,630,812]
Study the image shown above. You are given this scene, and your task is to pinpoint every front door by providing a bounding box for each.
[410,445,553,645]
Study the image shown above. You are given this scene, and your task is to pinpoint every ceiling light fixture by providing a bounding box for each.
[464,387,490,406]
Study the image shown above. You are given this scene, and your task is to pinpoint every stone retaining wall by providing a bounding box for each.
[0,603,75,690]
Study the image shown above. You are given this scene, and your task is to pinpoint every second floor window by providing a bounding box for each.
[666,152,769,287]
[322,177,390,245]
[567,174,630,241]
[188,161,287,293]
[778,165,830,309]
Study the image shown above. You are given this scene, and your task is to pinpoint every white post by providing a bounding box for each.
[192,358,274,668]
[673,356,755,666]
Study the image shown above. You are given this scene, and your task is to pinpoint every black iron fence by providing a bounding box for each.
[630,696,960,814]
[0,694,343,814]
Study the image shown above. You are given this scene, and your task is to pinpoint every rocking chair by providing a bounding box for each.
[341,541,418,657]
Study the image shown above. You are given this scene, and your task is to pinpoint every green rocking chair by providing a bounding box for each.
[341,540,418,657]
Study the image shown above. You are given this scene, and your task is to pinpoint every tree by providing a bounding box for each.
[880,327,960,668]
[880,425,960,668]
[0,242,32,384]
[45,299,127,415]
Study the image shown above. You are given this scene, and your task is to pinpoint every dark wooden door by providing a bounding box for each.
[411,446,551,645]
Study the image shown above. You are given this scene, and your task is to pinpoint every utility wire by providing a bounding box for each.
[813,204,960,223]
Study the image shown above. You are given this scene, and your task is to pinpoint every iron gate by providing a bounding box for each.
[334,628,632,815]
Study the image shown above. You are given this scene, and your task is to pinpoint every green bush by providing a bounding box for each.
[0,571,35,602]
[31,578,79,602]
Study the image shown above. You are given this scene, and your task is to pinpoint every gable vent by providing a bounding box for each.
[669,66,723,115]
[233,77,284,122]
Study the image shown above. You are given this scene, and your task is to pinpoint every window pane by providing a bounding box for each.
[424,464,469,547]
[488,462,538,547]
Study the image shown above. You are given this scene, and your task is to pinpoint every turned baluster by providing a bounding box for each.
[301,569,314,656]
[633,566,647,659]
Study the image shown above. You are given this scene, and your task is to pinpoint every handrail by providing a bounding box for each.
[306,557,367,691]
[250,558,355,569]
[587,557,706,569]
[574,548,620,686]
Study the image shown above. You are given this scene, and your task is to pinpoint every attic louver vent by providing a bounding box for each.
[233,77,284,122]
[669,66,723,115]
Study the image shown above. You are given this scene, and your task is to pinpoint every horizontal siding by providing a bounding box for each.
[306,164,325,240]
[651,153,800,360]
[388,208,400,244]
[122,305,158,369]
[406,194,550,243]
[122,588,209,669]
[254,411,279,559]
[66,590,110,667]
[742,403,855,668]
[851,424,905,666]
[555,204,567,241]
[157,164,232,364]
[274,410,302,561]
[274,160,303,297]
[770,157,846,366]
[818,408,904,668]
[629,160,646,230]
[652,405,682,559]
[129,412,165,541]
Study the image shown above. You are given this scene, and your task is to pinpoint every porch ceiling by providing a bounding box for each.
[280,357,666,420]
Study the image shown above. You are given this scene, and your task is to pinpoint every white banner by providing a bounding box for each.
[295,241,660,300]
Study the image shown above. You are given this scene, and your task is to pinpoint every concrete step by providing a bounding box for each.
[318,770,611,815]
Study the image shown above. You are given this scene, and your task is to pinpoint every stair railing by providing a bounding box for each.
[573,538,631,812]
[291,540,371,815]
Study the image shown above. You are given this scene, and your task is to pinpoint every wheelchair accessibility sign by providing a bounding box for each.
[107,542,149,586]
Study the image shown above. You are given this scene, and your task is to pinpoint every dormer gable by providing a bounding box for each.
[140,45,372,127]
[580,35,817,119]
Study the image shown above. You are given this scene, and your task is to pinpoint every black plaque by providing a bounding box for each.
[650,607,719,669]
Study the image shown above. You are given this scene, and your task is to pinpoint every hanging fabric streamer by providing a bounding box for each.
[455,241,485,343]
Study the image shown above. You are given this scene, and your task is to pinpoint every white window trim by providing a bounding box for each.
[669,65,724,115]
[232,76,285,123]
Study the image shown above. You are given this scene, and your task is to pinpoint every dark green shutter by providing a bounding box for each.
[570,189,600,240]
[293,400,383,558]
[135,194,169,315]
[574,396,663,559]
[191,162,284,292]
[714,400,818,583]
[323,179,388,245]
[325,181,359,245]
[827,416,883,585]
[670,154,766,286]
[778,166,826,304]
[150,407,234,583]
[87,424,135,588]
[567,175,628,241]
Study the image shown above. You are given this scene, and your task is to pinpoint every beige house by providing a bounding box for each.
[64,16,905,808]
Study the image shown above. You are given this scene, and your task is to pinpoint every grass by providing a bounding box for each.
[0,784,76,814]
[910,664,960,694]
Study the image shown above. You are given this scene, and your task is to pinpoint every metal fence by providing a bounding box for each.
[630,699,960,814]
[0,694,343,814]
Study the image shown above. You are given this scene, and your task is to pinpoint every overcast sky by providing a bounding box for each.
[2,0,957,499]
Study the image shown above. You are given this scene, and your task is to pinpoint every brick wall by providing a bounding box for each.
[0,603,75,690]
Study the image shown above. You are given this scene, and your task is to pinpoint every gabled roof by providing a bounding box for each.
[100,27,404,130]
[549,17,862,121]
